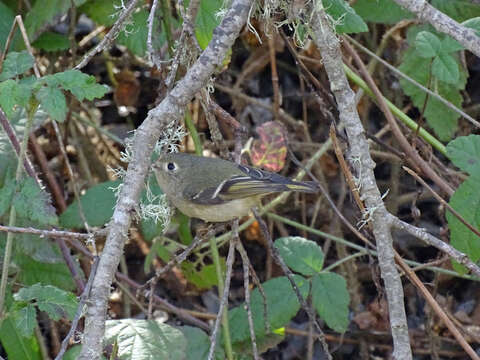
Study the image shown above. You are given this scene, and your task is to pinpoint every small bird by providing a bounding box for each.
[153,152,319,222]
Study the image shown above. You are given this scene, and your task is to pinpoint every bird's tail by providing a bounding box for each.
[286,180,319,193]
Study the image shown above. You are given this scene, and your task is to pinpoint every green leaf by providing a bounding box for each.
[175,212,193,245]
[447,135,480,176]
[14,284,78,321]
[195,0,223,49]
[353,0,413,24]
[312,272,350,332]
[323,0,368,34]
[0,51,34,81]
[399,39,467,140]
[35,85,67,122]
[0,2,17,50]
[274,237,324,276]
[16,254,76,291]
[432,0,480,22]
[117,9,149,56]
[0,79,33,118]
[79,0,117,26]
[13,177,58,226]
[24,0,87,41]
[105,319,187,360]
[229,275,309,343]
[0,172,15,217]
[446,176,480,273]
[441,35,464,53]
[60,180,121,228]
[63,345,107,360]
[181,259,225,289]
[11,305,37,337]
[463,17,480,36]
[179,326,224,360]
[52,69,108,101]
[0,80,18,118]
[33,32,70,52]
[0,315,42,360]
[415,31,442,58]
[432,52,460,84]
[14,217,64,264]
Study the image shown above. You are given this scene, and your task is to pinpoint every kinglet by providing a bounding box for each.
[153,152,319,222]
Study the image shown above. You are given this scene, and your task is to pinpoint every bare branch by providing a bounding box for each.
[393,0,480,58]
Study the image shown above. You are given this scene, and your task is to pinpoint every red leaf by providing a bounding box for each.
[250,121,288,172]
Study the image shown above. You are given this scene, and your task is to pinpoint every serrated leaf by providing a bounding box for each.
[229,275,309,343]
[324,0,368,34]
[179,326,224,360]
[399,43,466,140]
[13,177,58,226]
[251,121,287,172]
[12,305,37,337]
[274,237,324,276]
[14,284,78,321]
[60,180,121,228]
[312,272,350,332]
[35,85,67,122]
[0,80,19,118]
[446,176,480,273]
[447,135,480,176]
[117,10,149,56]
[105,319,187,360]
[0,315,42,360]
[353,0,413,24]
[432,0,480,22]
[415,31,442,58]
[432,52,460,84]
[53,69,108,101]
[33,32,70,52]
[196,0,223,49]
[0,51,34,81]
[16,254,76,291]
[0,79,33,118]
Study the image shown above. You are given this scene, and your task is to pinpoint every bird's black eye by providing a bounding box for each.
[167,162,176,171]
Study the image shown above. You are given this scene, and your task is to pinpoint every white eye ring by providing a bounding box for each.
[165,162,177,172]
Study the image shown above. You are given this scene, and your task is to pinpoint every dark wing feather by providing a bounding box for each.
[187,163,318,205]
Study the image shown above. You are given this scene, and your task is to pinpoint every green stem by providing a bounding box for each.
[0,101,38,318]
[267,212,479,281]
[209,237,234,360]
[322,251,366,272]
[184,111,202,156]
[343,65,447,156]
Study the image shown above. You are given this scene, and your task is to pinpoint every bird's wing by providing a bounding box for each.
[186,164,296,205]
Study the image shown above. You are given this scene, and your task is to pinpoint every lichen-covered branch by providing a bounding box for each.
[77,0,253,358]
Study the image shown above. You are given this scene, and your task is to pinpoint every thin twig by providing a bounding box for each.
[55,257,100,360]
[207,237,236,360]
[75,0,140,70]
[235,225,260,360]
